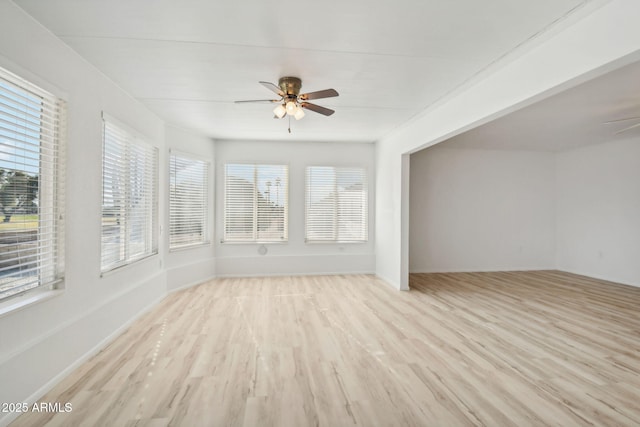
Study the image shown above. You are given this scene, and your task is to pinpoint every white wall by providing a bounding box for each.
[215,140,375,276]
[556,136,640,286]
[408,137,640,288]
[376,0,640,289]
[164,125,216,292]
[410,146,556,273]
[0,3,167,425]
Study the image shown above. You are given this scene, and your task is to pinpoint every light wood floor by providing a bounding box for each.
[11,271,640,426]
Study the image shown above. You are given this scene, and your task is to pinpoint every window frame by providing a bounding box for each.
[168,150,211,251]
[100,113,158,274]
[222,162,289,244]
[305,165,368,244]
[0,65,66,305]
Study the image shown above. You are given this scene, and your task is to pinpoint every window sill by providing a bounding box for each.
[0,288,64,319]
[100,253,159,278]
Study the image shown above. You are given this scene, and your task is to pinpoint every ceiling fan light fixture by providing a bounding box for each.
[236,78,338,128]
[285,100,297,116]
[273,104,286,118]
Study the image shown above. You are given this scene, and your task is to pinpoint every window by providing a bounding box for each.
[169,152,209,249]
[0,67,65,302]
[224,163,288,242]
[101,115,158,272]
[305,166,368,243]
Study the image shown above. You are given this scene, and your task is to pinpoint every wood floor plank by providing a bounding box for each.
[10,271,640,426]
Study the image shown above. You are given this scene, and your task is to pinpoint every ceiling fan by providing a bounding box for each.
[604,115,640,134]
[235,77,339,123]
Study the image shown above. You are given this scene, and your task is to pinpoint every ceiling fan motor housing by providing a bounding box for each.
[279,76,302,96]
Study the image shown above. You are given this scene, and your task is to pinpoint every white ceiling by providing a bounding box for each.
[15,0,591,142]
[441,59,640,152]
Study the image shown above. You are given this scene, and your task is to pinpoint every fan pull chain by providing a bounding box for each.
[288,115,292,133]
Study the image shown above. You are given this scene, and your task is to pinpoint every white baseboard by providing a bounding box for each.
[409,266,554,274]
[215,270,375,278]
[556,268,640,289]
[409,267,640,289]
[168,274,217,293]
[215,253,375,277]
[166,258,216,292]
[374,273,404,291]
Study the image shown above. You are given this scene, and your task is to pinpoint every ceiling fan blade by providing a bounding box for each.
[301,102,335,116]
[259,81,284,96]
[604,116,640,124]
[614,121,640,135]
[299,88,339,101]
[234,99,281,103]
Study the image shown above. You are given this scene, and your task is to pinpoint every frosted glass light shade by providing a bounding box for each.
[294,107,305,120]
[285,101,297,115]
[273,104,286,118]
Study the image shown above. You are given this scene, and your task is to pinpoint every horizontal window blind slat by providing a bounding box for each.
[0,98,62,127]
[0,112,51,134]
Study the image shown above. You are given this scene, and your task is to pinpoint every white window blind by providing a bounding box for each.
[101,117,158,272]
[0,67,65,302]
[305,166,368,243]
[169,152,209,249]
[224,163,288,242]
